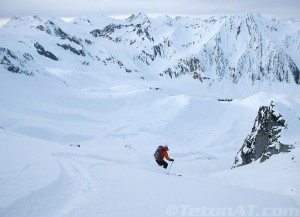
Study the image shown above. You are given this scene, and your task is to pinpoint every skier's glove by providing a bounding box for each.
[170,159,174,161]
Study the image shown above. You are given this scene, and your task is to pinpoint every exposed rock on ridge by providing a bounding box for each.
[232,102,294,168]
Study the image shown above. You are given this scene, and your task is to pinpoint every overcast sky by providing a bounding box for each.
[0,0,299,21]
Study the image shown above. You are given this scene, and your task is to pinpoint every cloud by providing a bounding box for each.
[0,0,299,19]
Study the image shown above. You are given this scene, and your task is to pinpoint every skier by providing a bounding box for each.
[154,145,174,169]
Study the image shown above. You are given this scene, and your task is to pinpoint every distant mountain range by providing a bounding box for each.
[1,13,299,85]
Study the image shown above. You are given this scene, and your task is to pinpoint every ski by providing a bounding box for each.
[167,173,182,176]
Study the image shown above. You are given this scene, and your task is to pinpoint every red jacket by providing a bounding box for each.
[161,146,171,161]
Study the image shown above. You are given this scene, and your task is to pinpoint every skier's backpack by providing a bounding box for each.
[154,145,164,160]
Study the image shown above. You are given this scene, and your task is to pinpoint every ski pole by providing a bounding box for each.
[168,161,173,174]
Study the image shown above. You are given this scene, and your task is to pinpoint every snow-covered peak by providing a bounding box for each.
[73,16,94,26]
[126,14,136,22]
[135,12,149,20]
[127,12,150,24]
[3,15,47,28]
[72,14,120,29]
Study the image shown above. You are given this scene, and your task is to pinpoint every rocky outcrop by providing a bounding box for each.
[163,57,204,81]
[232,102,293,168]
[0,47,34,76]
[34,42,58,61]
[37,20,84,46]
[57,43,86,56]
[90,24,125,41]
[90,22,153,43]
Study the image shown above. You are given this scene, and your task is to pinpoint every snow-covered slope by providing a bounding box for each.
[1,65,300,216]
[0,13,300,217]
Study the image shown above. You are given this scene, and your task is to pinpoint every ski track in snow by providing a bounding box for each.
[0,153,95,217]
[1,149,300,217]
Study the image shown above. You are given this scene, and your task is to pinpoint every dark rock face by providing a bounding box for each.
[288,56,300,84]
[163,57,203,81]
[36,21,83,46]
[57,43,86,56]
[0,47,34,76]
[90,21,153,43]
[34,42,58,61]
[232,102,293,168]
[91,24,124,38]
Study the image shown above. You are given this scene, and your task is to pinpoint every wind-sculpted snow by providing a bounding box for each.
[0,13,299,85]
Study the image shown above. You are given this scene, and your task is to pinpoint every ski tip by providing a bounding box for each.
[167,173,182,176]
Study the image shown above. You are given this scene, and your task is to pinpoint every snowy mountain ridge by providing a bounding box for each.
[1,13,300,85]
